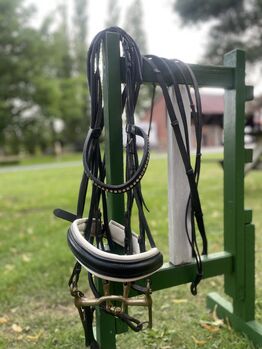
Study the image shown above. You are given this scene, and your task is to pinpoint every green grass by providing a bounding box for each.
[19,152,82,166]
[0,152,261,348]
[0,152,82,168]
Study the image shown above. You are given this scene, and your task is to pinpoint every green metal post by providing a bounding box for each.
[95,31,125,349]
[207,50,262,346]
[103,33,125,224]
[223,49,247,313]
[223,49,255,320]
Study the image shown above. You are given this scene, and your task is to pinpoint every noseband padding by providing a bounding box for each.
[67,218,163,282]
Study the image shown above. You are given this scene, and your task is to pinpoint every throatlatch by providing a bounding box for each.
[54,26,207,348]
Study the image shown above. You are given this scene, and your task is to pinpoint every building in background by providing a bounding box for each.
[142,89,262,151]
[141,90,224,150]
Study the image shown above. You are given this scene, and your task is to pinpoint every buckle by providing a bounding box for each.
[91,128,102,138]
[126,124,136,135]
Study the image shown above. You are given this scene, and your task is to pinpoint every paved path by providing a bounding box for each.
[0,147,223,174]
[0,160,82,174]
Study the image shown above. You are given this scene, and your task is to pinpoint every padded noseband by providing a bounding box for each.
[68,219,163,282]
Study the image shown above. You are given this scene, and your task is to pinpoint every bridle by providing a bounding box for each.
[54,26,207,348]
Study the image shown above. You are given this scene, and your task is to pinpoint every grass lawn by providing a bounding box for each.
[19,152,82,166]
[0,152,82,168]
[0,152,261,348]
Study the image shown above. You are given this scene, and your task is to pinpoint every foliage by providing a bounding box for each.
[174,0,262,65]
[122,0,152,118]
[0,0,51,151]
[105,0,121,27]
[0,0,89,155]
[59,76,88,147]
[0,154,261,348]
[37,1,89,150]
[73,0,88,76]
[71,0,89,149]
[123,0,147,54]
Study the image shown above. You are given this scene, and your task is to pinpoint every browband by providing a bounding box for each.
[83,126,150,193]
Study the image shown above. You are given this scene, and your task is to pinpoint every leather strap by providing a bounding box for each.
[143,56,208,294]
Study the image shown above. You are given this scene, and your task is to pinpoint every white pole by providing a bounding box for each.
[167,86,192,265]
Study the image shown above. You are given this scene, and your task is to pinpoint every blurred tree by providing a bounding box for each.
[71,0,89,149]
[46,2,87,149]
[73,0,88,75]
[123,0,152,119]
[52,4,73,78]
[123,0,147,54]
[59,76,87,147]
[0,0,57,154]
[174,0,262,65]
[0,0,91,155]
[34,3,86,150]
[105,0,120,27]
[20,115,53,155]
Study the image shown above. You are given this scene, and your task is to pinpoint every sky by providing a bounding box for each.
[26,0,210,63]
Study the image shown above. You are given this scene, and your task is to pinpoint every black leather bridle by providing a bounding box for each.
[54,26,207,348]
